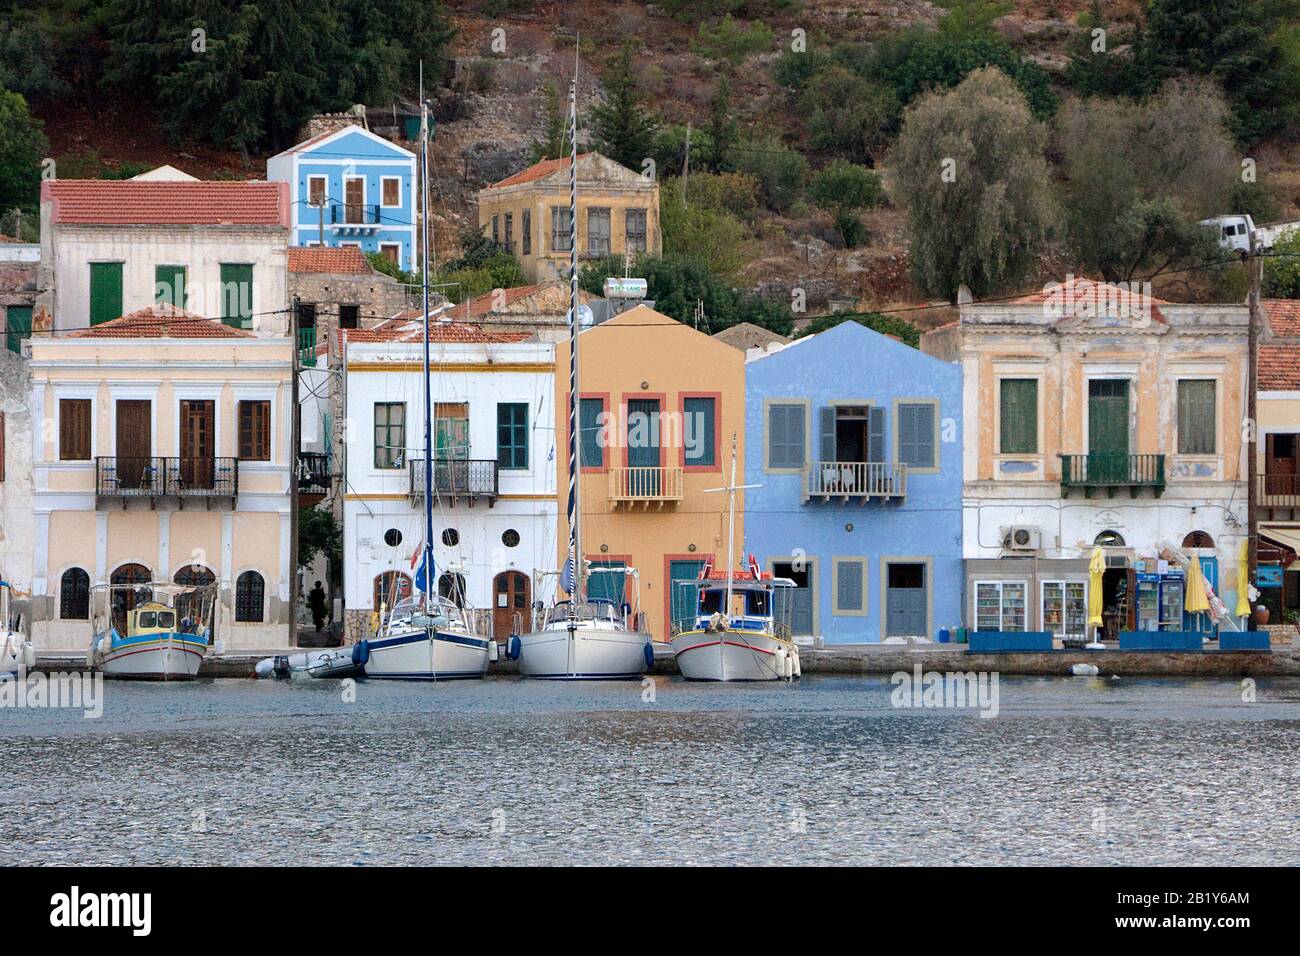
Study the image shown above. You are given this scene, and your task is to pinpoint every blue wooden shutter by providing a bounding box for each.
[819,406,837,464]
[837,561,863,611]
[868,406,886,463]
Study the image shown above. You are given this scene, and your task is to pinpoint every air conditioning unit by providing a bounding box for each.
[1003,525,1042,552]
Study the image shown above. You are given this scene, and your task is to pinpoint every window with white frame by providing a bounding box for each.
[975,580,1027,631]
[381,177,401,207]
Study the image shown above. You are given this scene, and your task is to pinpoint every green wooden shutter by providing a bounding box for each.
[684,396,715,467]
[999,379,1037,454]
[1177,380,1215,454]
[220,264,254,328]
[89,262,123,326]
[819,406,837,464]
[579,397,603,468]
[5,306,32,354]
[837,560,863,611]
[154,265,186,308]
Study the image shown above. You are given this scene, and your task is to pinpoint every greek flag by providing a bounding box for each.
[560,554,576,595]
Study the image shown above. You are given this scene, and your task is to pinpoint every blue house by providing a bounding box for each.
[267,125,417,272]
[743,322,963,643]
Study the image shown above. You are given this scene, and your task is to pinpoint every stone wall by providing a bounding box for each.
[0,347,32,628]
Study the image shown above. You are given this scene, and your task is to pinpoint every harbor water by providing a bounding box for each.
[3,674,1299,866]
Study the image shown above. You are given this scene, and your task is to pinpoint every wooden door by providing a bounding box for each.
[345,178,364,223]
[492,571,530,641]
[115,400,152,489]
[179,400,215,489]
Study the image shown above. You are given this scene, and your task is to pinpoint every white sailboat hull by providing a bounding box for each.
[517,624,650,680]
[363,627,490,681]
[670,628,797,682]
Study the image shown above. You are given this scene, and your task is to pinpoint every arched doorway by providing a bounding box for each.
[1182,530,1214,549]
[1182,531,1218,633]
[1094,530,1126,547]
[373,571,412,612]
[438,572,467,609]
[110,563,153,631]
[492,571,530,641]
[173,565,216,632]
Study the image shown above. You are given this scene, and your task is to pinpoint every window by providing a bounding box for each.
[491,214,499,245]
[551,207,573,252]
[897,402,936,469]
[1177,379,1216,454]
[522,209,531,255]
[339,304,360,329]
[497,402,528,470]
[238,400,271,461]
[59,398,92,461]
[381,177,400,207]
[999,378,1038,454]
[834,559,865,614]
[59,568,90,620]
[626,208,647,254]
[378,244,400,267]
[154,265,186,309]
[297,302,317,330]
[767,403,806,470]
[975,581,1026,631]
[374,402,405,469]
[383,528,403,547]
[578,397,605,468]
[587,207,611,255]
[235,571,265,623]
[441,528,460,547]
[684,396,716,467]
[219,263,254,329]
[1183,530,1214,549]
[434,402,469,459]
[439,572,467,608]
[374,571,412,609]
[503,212,514,253]
[307,176,327,207]
[1094,530,1125,547]
[89,262,123,326]
[6,305,33,354]
[502,529,520,548]
[1041,581,1087,639]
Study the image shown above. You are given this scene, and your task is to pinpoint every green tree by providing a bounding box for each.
[892,68,1056,298]
[793,311,920,347]
[299,508,342,570]
[590,39,659,171]
[730,132,808,212]
[659,177,755,279]
[529,80,567,162]
[704,76,738,172]
[1263,228,1300,298]
[809,160,883,247]
[1064,0,1145,97]
[691,14,774,70]
[800,66,899,163]
[0,86,47,214]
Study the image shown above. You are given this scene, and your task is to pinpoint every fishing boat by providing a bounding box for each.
[347,75,492,682]
[669,435,801,682]
[1,580,35,678]
[88,584,215,681]
[510,77,652,681]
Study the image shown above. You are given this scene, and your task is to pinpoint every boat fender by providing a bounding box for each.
[22,643,36,669]
[774,646,787,676]
[643,641,655,669]
[488,640,500,663]
[254,658,276,679]
[97,635,112,656]
[351,640,371,667]
[507,635,521,661]
[792,651,801,678]
[1070,663,1100,677]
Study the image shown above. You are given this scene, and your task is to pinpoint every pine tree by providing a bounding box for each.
[529,80,566,162]
[589,39,658,171]
[704,76,737,172]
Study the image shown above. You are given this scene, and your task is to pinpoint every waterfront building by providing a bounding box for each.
[553,305,745,642]
[744,321,963,643]
[475,153,660,284]
[27,306,295,651]
[38,177,289,334]
[267,124,417,271]
[1257,299,1300,622]
[340,316,557,643]
[921,278,1249,638]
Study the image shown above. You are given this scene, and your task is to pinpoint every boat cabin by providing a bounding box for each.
[128,603,177,636]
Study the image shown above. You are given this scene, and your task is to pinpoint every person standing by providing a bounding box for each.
[307,581,329,634]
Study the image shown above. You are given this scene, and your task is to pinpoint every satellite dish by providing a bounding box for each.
[568,305,594,328]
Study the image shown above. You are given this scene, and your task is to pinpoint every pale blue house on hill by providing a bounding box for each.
[743,321,963,644]
[267,125,416,271]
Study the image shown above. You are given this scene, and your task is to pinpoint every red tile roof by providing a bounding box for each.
[1260,345,1300,390]
[490,154,592,189]
[69,304,257,338]
[1263,299,1300,337]
[43,180,289,226]
[347,313,530,344]
[288,246,372,274]
[443,285,544,320]
[1009,276,1169,324]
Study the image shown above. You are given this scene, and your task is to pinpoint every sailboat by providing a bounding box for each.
[1,580,35,678]
[669,435,801,682]
[351,75,492,682]
[512,78,652,680]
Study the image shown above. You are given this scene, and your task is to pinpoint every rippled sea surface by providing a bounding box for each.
[3,674,1300,865]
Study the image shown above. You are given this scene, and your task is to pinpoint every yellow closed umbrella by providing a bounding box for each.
[1236,539,1251,618]
[1088,546,1105,628]
[1185,553,1210,614]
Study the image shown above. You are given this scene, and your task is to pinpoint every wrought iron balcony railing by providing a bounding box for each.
[803,460,907,502]
[96,457,238,499]
[96,456,166,497]
[608,466,684,505]
[408,458,498,505]
[297,452,332,497]
[331,202,381,227]
[1060,453,1165,498]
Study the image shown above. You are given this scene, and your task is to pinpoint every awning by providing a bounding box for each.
[1260,525,1300,568]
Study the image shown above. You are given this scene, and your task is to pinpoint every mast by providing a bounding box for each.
[724,432,738,621]
[419,63,435,614]
[565,76,583,602]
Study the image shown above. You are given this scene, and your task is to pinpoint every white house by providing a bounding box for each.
[39,178,290,335]
[341,315,558,642]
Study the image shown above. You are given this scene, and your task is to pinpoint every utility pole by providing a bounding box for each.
[681,123,691,208]
[1247,230,1261,630]
[314,196,325,247]
[290,295,302,648]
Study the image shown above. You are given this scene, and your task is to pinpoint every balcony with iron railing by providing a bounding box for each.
[297,325,317,368]
[298,452,333,499]
[608,466,684,507]
[1260,473,1300,519]
[802,461,907,503]
[96,457,238,500]
[407,458,498,506]
[330,202,382,230]
[1060,453,1165,498]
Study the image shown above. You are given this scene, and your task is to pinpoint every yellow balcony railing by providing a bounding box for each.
[608,466,684,506]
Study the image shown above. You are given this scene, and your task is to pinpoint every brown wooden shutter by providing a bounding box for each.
[60,399,91,461]
[239,401,271,461]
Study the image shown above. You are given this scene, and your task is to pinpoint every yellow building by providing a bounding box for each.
[476,153,660,283]
[555,306,743,641]
[27,306,295,650]
[1259,299,1300,619]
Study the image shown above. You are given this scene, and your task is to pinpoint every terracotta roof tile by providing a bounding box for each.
[288,246,372,274]
[441,285,544,320]
[1263,299,1300,337]
[69,304,257,338]
[43,180,289,226]
[1009,276,1169,324]
[489,154,592,189]
[1260,344,1300,390]
[347,313,529,345]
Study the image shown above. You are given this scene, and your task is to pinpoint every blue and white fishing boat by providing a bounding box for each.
[1,580,35,678]
[349,77,492,682]
[511,78,652,680]
[88,584,215,681]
